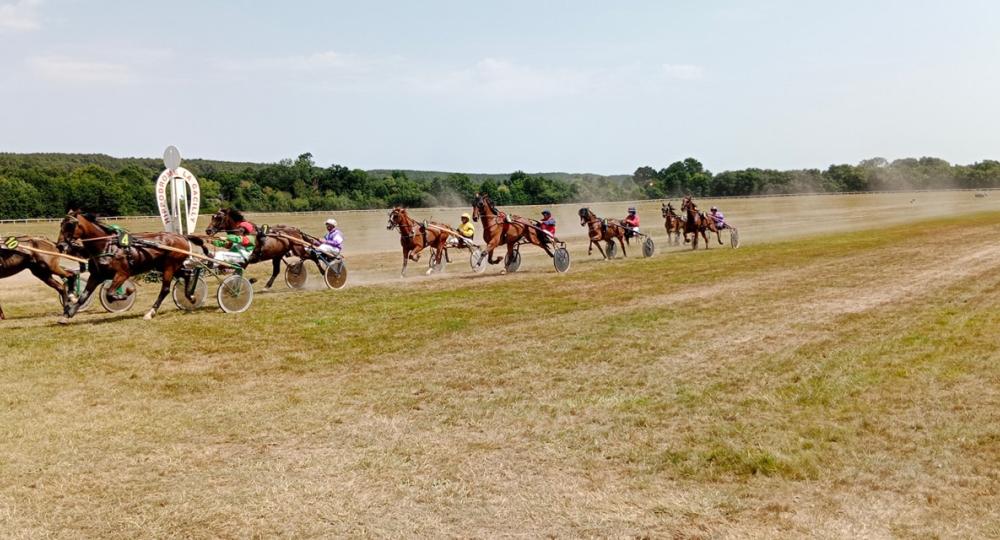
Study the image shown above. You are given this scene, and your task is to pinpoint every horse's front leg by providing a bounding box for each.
[63,266,104,319]
[594,240,607,260]
[618,235,628,258]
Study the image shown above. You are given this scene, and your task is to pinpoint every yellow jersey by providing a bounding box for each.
[458,221,475,239]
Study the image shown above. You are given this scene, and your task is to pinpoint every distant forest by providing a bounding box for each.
[0,152,996,219]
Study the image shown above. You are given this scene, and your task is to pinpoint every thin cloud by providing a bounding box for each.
[663,63,705,80]
[27,56,133,84]
[416,58,596,100]
[220,50,367,72]
[0,0,41,31]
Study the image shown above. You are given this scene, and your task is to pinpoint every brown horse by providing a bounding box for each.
[205,208,313,288]
[386,207,452,277]
[57,211,199,321]
[578,207,627,259]
[0,236,78,320]
[680,196,722,250]
[471,192,556,274]
[661,202,685,245]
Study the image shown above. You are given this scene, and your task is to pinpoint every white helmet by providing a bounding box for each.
[325,218,338,227]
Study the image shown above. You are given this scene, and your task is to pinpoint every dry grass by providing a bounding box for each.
[0,208,998,538]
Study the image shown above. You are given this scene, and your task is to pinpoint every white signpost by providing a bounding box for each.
[156,146,200,235]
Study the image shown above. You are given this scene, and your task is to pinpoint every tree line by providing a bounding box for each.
[636,157,1000,198]
[0,152,996,220]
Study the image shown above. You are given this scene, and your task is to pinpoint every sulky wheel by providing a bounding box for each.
[642,236,655,258]
[606,240,618,259]
[730,228,741,249]
[504,250,522,273]
[284,260,308,289]
[429,253,446,274]
[324,259,348,289]
[99,279,137,313]
[470,248,488,273]
[171,276,208,311]
[217,275,254,314]
[553,247,571,273]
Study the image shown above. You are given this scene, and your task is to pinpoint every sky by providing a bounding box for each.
[2,0,999,175]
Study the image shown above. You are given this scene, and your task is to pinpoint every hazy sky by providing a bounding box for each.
[2,0,999,174]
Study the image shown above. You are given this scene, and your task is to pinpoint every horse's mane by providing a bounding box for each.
[226,208,246,222]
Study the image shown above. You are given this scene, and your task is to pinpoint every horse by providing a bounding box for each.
[205,208,314,288]
[471,192,556,274]
[0,236,79,320]
[680,196,721,250]
[386,207,452,277]
[56,211,200,321]
[661,202,685,245]
[578,207,627,259]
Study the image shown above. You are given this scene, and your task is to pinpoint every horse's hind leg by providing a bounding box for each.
[618,235,628,258]
[31,266,69,313]
[265,257,281,289]
[145,264,177,320]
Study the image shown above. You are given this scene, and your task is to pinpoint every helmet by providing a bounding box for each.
[461,212,471,220]
[628,207,637,214]
[542,209,552,216]
[325,218,338,227]
[710,206,718,211]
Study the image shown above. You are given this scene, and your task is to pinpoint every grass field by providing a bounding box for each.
[1,197,999,537]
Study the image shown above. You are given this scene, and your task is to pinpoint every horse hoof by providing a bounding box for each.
[500,269,507,275]
[57,317,70,325]
[143,309,156,320]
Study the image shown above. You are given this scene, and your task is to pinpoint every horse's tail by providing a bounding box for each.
[537,227,551,247]
[185,235,212,256]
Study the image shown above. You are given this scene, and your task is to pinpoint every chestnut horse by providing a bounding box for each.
[57,211,199,321]
[578,207,627,259]
[680,196,722,250]
[386,207,452,276]
[205,208,313,288]
[661,202,685,245]
[0,236,78,320]
[471,192,556,274]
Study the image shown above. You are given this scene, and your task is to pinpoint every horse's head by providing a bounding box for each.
[387,207,403,230]
[681,197,695,213]
[472,192,494,223]
[56,210,81,253]
[207,208,242,235]
[578,207,591,226]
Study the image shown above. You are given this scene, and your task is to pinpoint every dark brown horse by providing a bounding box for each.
[471,193,556,274]
[680,196,722,250]
[661,202,685,245]
[578,207,627,259]
[205,208,313,288]
[57,211,198,321]
[386,207,452,277]
[0,236,78,320]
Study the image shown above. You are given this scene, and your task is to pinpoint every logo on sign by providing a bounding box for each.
[156,146,200,235]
